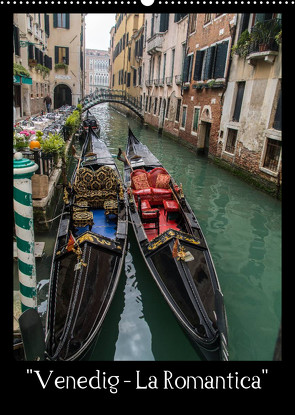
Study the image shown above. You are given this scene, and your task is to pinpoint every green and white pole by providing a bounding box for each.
[13,152,38,312]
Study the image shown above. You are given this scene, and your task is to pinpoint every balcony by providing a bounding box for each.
[166,76,173,86]
[147,33,164,55]
[175,75,182,85]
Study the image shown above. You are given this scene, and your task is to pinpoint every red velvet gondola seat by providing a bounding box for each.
[131,167,173,205]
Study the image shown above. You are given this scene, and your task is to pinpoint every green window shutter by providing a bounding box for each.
[203,46,216,80]
[66,14,70,29]
[54,46,59,63]
[193,50,204,81]
[213,41,228,79]
[53,14,58,28]
[65,47,69,65]
[28,43,34,59]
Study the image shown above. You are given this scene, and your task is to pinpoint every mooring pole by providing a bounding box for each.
[13,152,39,312]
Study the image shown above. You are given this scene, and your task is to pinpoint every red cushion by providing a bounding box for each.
[142,210,159,219]
[151,188,172,197]
[141,199,151,210]
[163,199,179,212]
[155,173,170,189]
[148,167,169,187]
[132,188,152,196]
[132,173,150,190]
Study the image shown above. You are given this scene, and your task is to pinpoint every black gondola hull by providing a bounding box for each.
[45,122,128,361]
[123,128,229,361]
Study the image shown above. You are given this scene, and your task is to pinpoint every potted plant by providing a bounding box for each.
[231,29,252,58]
[251,19,281,51]
[54,63,68,74]
[13,131,29,151]
[40,133,65,164]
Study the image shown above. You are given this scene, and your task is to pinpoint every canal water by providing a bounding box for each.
[14,103,281,361]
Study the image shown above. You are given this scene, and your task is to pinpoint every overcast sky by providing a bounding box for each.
[85,13,116,50]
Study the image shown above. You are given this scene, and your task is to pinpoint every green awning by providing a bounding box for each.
[13,75,32,85]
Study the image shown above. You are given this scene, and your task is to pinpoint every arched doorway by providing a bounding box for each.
[54,84,72,109]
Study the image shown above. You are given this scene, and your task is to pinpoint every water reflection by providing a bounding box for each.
[114,244,155,361]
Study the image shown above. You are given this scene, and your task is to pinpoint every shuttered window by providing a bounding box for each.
[159,14,169,32]
[13,25,20,56]
[213,41,228,78]
[182,54,193,83]
[203,46,216,80]
[273,89,281,131]
[193,40,229,82]
[55,46,69,64]
[232,81,245,122]
[193,50,204,81]
[53,13,70,29]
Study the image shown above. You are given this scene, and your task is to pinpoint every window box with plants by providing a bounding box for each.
[54,63,68,74]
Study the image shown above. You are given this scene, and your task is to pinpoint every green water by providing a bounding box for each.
[17,103,281,361]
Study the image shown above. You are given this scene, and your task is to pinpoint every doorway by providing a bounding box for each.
[198,121,211,155]
[54,84,72,109]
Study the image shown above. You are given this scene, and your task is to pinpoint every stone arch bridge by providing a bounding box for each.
[80,88,144,120]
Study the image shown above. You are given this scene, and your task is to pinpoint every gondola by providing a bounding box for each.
[82,109,100,136]
[118,128,229,361]
[44,125,128,361]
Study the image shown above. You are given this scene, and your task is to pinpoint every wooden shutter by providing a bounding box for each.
[193,50,204,81]
[213,41,228,79]
[182,55,190,82]
[44,14,50,36]
[160,14,169,32]
[66,14,70,29]
[65,47,69,65]
[55,46,59,64]
[53,14,58,28]
[203,46,216,80]
[28,43,34,59]
[13,25,20,56]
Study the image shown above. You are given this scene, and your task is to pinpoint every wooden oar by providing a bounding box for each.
[118,148,133,171]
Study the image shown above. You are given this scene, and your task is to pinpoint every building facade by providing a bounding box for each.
[179,13,236,157]
[13,13,85,118]
[85,49,110,95]
[219,13,282,190]
[111,13,145,104]
[142,13,188,134]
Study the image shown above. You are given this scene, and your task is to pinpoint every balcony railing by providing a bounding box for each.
[166,76,173,86]
[146,33,164,55]
[175,75,182,85]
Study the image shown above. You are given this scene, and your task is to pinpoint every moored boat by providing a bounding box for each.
[82,109,100,136]
[118,128,229,361]
[45,125,128,360]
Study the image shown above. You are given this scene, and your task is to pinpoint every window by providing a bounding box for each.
[232,82,245,122]
[204,14,211,24]
[174,13,187,23]
[175,99,182,122]
[263,138,281,172]
[181,106,187,129]
[53,14,70,29]
[133,68,137,86]
[273,89,281,131]
[127,72,131,87]
[182,53,194,83]
[192,107,200,133]
[189,14,197,33]
[166,98,170,118]
[171,49,175,79]
[225,128,238,153]
[193,41,229,81]
[159,14,169,32]
[158,98,162,116]
[154,97,158,114]
[55,46,69,64]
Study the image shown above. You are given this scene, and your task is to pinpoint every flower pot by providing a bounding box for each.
[259,43,269,52]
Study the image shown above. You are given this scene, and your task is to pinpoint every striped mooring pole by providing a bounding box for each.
[13,152,38,312]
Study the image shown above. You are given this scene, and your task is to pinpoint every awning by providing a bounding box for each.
[13,75,33,85]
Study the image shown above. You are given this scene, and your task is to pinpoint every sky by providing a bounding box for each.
[85,13,116,51]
